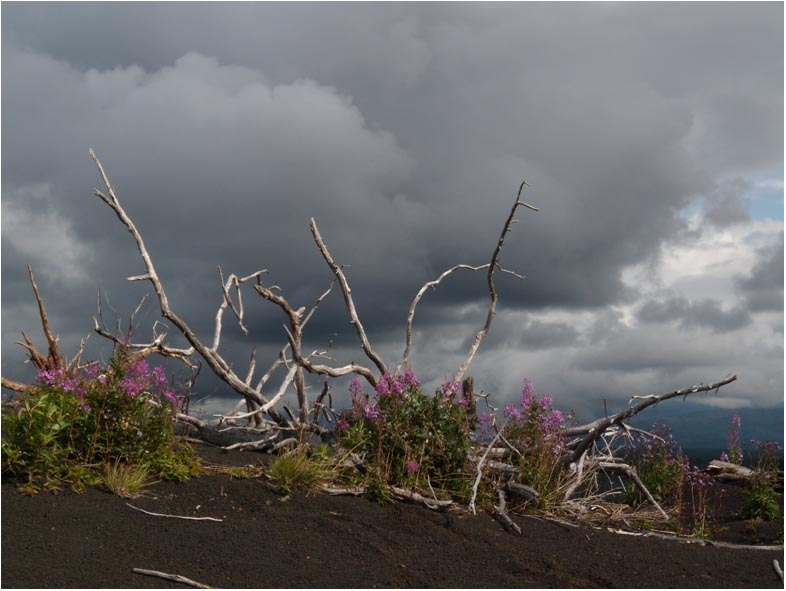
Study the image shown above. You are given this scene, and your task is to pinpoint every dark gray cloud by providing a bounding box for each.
[637,296,752,333]
[2,4,782,415]
[736,232,784,313]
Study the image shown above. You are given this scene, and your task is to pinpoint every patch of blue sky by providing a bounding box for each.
[748,169,784,221]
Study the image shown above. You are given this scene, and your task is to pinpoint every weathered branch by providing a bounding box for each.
[132,568,212,589]
[773,560,784,584]
[214,267,268,350]
[1,376,36,394]
[26,265,63,369]
[454,182,537,383]
[469,422,507,514]
[494,487,522,534]
[391,486,453,510]
[3,266,91,390]
[125,503,223,522]
[597,461,669,520]
[565,374,738,464]
[309,218,388,376]
[89,149,286,426]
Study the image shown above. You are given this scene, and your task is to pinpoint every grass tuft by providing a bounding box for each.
[268,449,330,495]
[103,461,154,498]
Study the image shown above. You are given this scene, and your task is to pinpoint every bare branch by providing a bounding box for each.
[132,569,212,589]
[125,503,223,522]
[597,461,669,520]
[1,376,37,394]
[89,149,285,426]
[564,374,738,464]
[309,218,388,376]
[454,182,535,383]
[26,265,64,369]
[469,421,508,514]
[390,486,453,510]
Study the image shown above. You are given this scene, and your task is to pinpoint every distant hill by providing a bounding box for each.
[627,401,784,453]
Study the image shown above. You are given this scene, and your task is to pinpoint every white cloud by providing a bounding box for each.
[2,182,93,284]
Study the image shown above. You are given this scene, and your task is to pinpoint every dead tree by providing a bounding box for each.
[1,266,89,394]
[86,149,535,440]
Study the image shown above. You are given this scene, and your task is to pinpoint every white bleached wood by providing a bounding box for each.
[454,182,536,383]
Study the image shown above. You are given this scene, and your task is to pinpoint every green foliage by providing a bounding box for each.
[1,349,200,493]
[741,440,783,522]
[741,474,781,522]
[623,425,686,505]
[491,379,569,509]
[268,448,331,495]
[337,371,476,501]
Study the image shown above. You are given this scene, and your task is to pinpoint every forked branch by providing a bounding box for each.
[454,182,538,383]
[89,149,286,425]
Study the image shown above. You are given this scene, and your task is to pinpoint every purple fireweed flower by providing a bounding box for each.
[504,404,522,422]
[375,377,391,396]
[336,419,350,430]
[349,377,364,398]
[363,403,380,420]
[390,378,404,395]
[83,363,101,379]
[548,409,564,429]
[720,452,730,462]
[438,381,461,399]
[402,368,420,389]
[406,460,419,474]
[162,390,177,406]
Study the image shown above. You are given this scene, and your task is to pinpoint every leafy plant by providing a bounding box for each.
[337,370,476,500]
[623,425,686,505]
[741,440,783,522]
[741,474,781,522]
[1,348,200,492]
[492,379,570,509]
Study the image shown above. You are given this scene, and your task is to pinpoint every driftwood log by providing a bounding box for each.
[706,460,784,491]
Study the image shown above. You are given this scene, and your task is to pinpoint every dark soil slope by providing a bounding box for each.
[2,447,783,589]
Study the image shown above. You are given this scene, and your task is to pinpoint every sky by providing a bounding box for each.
[1,3,783,428]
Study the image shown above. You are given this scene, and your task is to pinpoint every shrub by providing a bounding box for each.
[337,370,476,500]
[1,349,199,493]
[494,379,569,508]
[623,425,686,505]
[741,440,783,522]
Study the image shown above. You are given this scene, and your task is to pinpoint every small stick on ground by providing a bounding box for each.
[390,486,453,510]
[773,560,783,583]
[493,488,522,535]
[132,568,212,589]
[126,503,223,522]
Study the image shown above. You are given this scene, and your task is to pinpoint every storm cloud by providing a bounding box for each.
[2,3,782,421]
